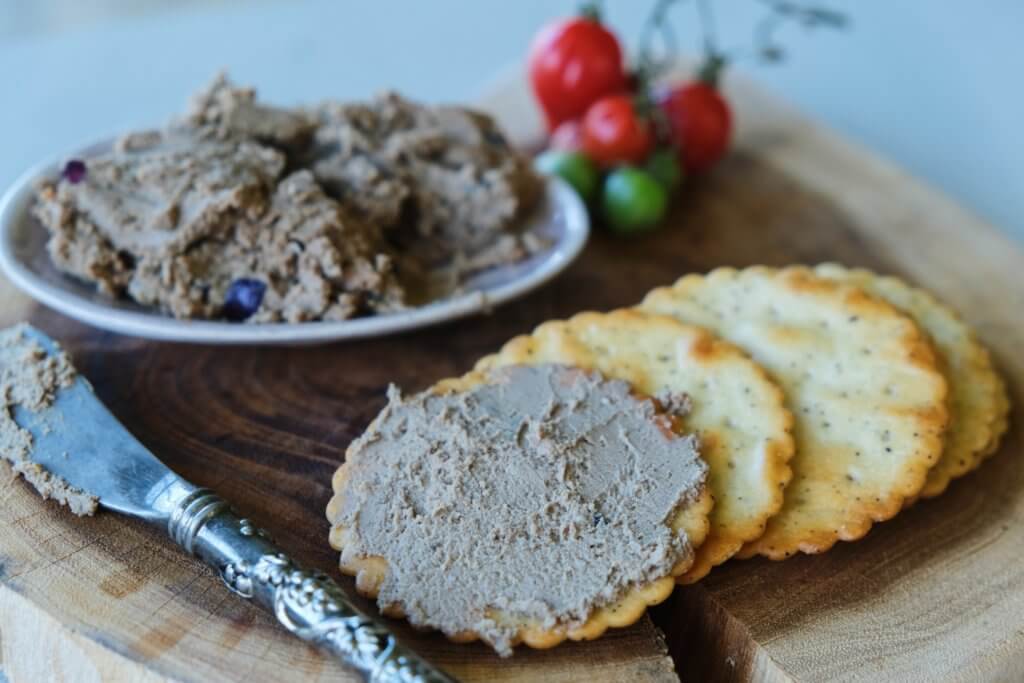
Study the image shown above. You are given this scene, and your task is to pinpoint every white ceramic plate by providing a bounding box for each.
[0,140,588,345]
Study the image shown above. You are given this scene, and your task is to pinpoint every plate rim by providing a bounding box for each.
[0,143,588,345]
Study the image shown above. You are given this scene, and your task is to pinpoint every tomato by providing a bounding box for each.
[528,14,628,132]
[581,94,654,167]
[601,167,668,234]
[534,150,600,203]
[658,82,733,173]
[644,148,683,191]
[549,120,585,151]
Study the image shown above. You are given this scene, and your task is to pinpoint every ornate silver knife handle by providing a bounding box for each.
[166,487,455,683]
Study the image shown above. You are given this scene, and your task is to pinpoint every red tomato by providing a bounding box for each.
[658,82,733,173]
[528,16,628,132]
[581,94,653,167]
[549,120,585,151]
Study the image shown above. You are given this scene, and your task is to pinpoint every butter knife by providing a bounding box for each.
[11,327,455,683]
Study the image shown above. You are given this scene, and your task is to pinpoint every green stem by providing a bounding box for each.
[579,1,603,22]
[636,0,682,79]
[695,0,718,58]
[698,52,727,87]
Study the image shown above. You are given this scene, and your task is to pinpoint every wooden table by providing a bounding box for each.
[0,67,1021,682]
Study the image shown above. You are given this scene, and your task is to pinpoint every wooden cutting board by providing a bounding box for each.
[1,66,1021,683]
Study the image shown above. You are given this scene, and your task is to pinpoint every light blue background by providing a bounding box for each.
[1,1,1022,241]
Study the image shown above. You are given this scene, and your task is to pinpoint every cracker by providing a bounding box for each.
[815,264,1010,499]
[473,309,794,582]
[326,366,713,652]
[640,266,949,558]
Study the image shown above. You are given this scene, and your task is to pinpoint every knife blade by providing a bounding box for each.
[12,327,187,521]
[8,326,454,683]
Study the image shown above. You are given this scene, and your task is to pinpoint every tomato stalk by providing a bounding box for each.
[636,0,682,79]
[578,1,604,22]
[697,52,727,88]
[752,0,849,63]
[693,0,729,87]
[635,0,848,85]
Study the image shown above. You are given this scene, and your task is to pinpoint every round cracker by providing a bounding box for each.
[326,367,713,652]
[815,264,1009,499]
[474,309,794,583]
[640,265,949,558]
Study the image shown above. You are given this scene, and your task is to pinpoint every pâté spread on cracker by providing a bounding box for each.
[327,363,711,655]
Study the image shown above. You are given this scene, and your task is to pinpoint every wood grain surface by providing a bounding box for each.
[0,67,1021,682]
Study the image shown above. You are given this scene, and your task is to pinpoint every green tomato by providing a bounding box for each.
[534,150,600,203]
[601,167,668,234]
[645,148,683,191]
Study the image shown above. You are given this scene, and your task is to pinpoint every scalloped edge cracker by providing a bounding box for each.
[641,265,949,559]
[815,264,1010,499]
